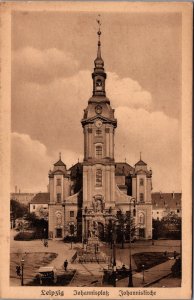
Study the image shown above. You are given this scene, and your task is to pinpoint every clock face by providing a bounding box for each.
[95,119,103,128]
[95,105,102,114]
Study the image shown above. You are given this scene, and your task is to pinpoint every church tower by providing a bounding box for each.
[81,21,117,239]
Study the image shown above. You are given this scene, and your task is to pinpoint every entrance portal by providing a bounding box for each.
[56,228,62,238]
[139,228,145,238]
[97,222,104,240]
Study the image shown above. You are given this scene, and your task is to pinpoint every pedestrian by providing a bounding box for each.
[164,251,167,257]
[64,259,68,271]
[174,251,177,259]
[16,265,21,276]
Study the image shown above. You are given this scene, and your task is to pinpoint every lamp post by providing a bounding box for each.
[69,222,75,250]
[128,199,136,287]
[142,264,145,284]
[21,258,24,286]
[121,226,124,249]
[112,221,117,287]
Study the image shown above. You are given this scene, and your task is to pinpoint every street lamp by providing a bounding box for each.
[21,258,24,286]
[121,226,124,249]
[142,264,145,284]
[112,222,117,287]
[113,263,117,287]
[128,198,136,287]
[69,222,75,250]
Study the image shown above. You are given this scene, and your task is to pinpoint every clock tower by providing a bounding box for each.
[81,21,117,240]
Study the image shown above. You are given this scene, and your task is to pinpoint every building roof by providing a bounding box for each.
[69,162,83,178]
[135,159,147,166]
[30,193,50,204]
[54,159,66,167]
[115,162,134,176]
[152,193,181,209]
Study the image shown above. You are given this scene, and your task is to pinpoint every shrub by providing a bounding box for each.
[14,231,36,241]
[63,235,80,243]
[171,258,181,277]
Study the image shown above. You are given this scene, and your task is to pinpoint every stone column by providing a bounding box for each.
[105,128,110,157]
[88,128,92,158]
[109,128,113,159]
[83,167,88,204]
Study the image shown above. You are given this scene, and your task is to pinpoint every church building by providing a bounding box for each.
[48,25,152,241]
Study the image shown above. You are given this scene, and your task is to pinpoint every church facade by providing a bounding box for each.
[48,27,152,241]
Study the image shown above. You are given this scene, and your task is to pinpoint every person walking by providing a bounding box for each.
[64,259,68,271]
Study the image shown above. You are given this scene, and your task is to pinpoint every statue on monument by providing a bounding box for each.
[92,196,103,213]
[88,220,99,238]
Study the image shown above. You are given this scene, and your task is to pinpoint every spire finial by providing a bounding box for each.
[95,15,103,62]
[140,152,142,160]
[59,152,61,160]
[78,158,79,163]
[96,14,101,43]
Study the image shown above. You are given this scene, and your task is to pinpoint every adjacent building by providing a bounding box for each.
[152,192,181,220]
[11,192,36,206]
[29,193,49,219]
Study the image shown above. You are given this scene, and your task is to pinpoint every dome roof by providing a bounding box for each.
[135,159,147,166]
[54,159,66,167]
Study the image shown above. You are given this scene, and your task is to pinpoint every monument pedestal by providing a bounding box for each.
[86,236,99,254]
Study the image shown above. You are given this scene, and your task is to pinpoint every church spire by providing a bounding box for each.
[92,15,107,97]
[94,16,104,70]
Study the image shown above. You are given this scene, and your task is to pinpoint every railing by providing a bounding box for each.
[70,251,77,263]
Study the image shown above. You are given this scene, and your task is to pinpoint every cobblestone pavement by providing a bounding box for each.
[10,231,181,287]
[116,259,176,287]
[10,230,76,286]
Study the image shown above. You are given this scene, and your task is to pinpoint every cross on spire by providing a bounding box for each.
[96,14,101,43]
[94,14,104,68]
[59,152,61,160]
[140,152,142,160]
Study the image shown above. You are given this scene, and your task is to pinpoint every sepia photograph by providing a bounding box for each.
[0,2,192,299]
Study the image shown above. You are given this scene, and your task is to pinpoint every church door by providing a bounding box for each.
[98,222,104,240]
[139,228,145,239]
[56,228,62,238]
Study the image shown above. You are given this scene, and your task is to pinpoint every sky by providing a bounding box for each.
[11,11,182,193]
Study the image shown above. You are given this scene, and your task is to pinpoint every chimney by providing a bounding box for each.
[172,191,175,199]
[15,185,17,194]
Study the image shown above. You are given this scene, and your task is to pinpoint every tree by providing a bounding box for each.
[25,212,48,239]
[104,220,113,245]
[105,211,137,248]
[171,257,181,277]
[125,211,136,242]
[10,199,28,219]
[152,213,181,240]
[152,219,165,240]
[162,213,181,239]
[116,210,125,248]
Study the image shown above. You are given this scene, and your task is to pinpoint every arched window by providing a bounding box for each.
[57,178,61,186]
[96,129,102,136]
[140,178,144,186]
[139,193,144,203]
[96,169,102,187]
[57,193,61,203]
[96,145,102,159]
[96,79,102,87]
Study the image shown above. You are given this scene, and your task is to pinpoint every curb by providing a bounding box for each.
[143,272,172,287]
